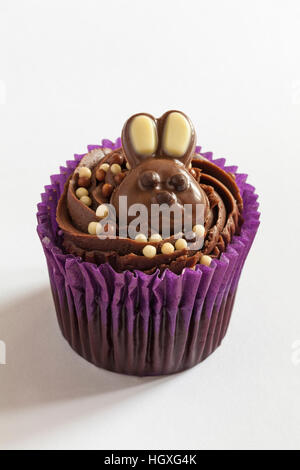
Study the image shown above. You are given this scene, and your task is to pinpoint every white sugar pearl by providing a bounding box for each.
[80,195,92,206]
[161,242,175,255]
[192,224,205,237]
[126,162,131,170]
[149,233,162,242]
[100,163,110,172]
[200,255,212,267]
[75,187,89,198]
[143,245,157,258]
[96,204,109,218]
[79,166,92,179]
[175,238,188,250]
[96,223,103,235]
[88,221,98,235]
[110,163,122,175]
[135,234,148,242]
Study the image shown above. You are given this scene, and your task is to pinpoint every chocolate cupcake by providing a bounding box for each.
[37,111,260,376]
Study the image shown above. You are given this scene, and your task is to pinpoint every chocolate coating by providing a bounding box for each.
[122,110,196,168]
[56,111,243,274]
[112,111,206,234]
[111,157,209,234]
[56,150,243,274]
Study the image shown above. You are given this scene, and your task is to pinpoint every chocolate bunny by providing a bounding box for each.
[111,110,209,236]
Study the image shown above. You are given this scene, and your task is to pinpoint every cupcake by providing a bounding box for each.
[37,110,260,376]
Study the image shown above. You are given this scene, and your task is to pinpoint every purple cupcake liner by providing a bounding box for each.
[37,140,260,376]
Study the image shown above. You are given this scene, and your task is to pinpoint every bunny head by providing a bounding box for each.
[110,110,208,235]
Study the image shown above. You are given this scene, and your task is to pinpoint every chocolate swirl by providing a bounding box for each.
[56,147,243,274]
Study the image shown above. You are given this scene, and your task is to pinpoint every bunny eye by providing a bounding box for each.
[169,173,189,192]
[139,170,160,190]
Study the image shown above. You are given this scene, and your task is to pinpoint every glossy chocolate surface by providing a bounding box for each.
[56,111,243,274]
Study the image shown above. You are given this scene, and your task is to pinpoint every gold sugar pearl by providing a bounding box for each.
[175,238,188,250]
[126,162,131,170]
[96,204,109,218]
[80,195,92,206]
[143,245,157,258]
[135,234,148,242]
[200,255,212,267]
[88,221,98,235]
[161,242,175,255]
[95,168,106,182]
[110,163,122,175]
[75,187,89,199]
[100,163,110,172]
[77,176,90,188]
[149,233,162,242]
[102,183,113,199]
[192,224,205,237]
[79,166,92,179]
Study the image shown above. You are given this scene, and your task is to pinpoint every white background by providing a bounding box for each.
[0,0,299,450]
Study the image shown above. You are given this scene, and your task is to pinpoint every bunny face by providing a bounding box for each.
[110,111,209,235]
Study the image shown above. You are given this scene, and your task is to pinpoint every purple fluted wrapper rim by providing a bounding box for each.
[37,139,260,376]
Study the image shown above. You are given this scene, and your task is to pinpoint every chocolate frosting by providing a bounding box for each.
[56,111,243,274]
[57,154,243,274]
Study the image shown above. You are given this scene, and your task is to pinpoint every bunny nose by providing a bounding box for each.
[156,190,177,206]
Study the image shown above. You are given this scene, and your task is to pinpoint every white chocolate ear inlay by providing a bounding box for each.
[130,115,158,156]
[162,112,191,157]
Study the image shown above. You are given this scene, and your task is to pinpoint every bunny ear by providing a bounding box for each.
[158,111,196,167]
[122,113,158,168]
